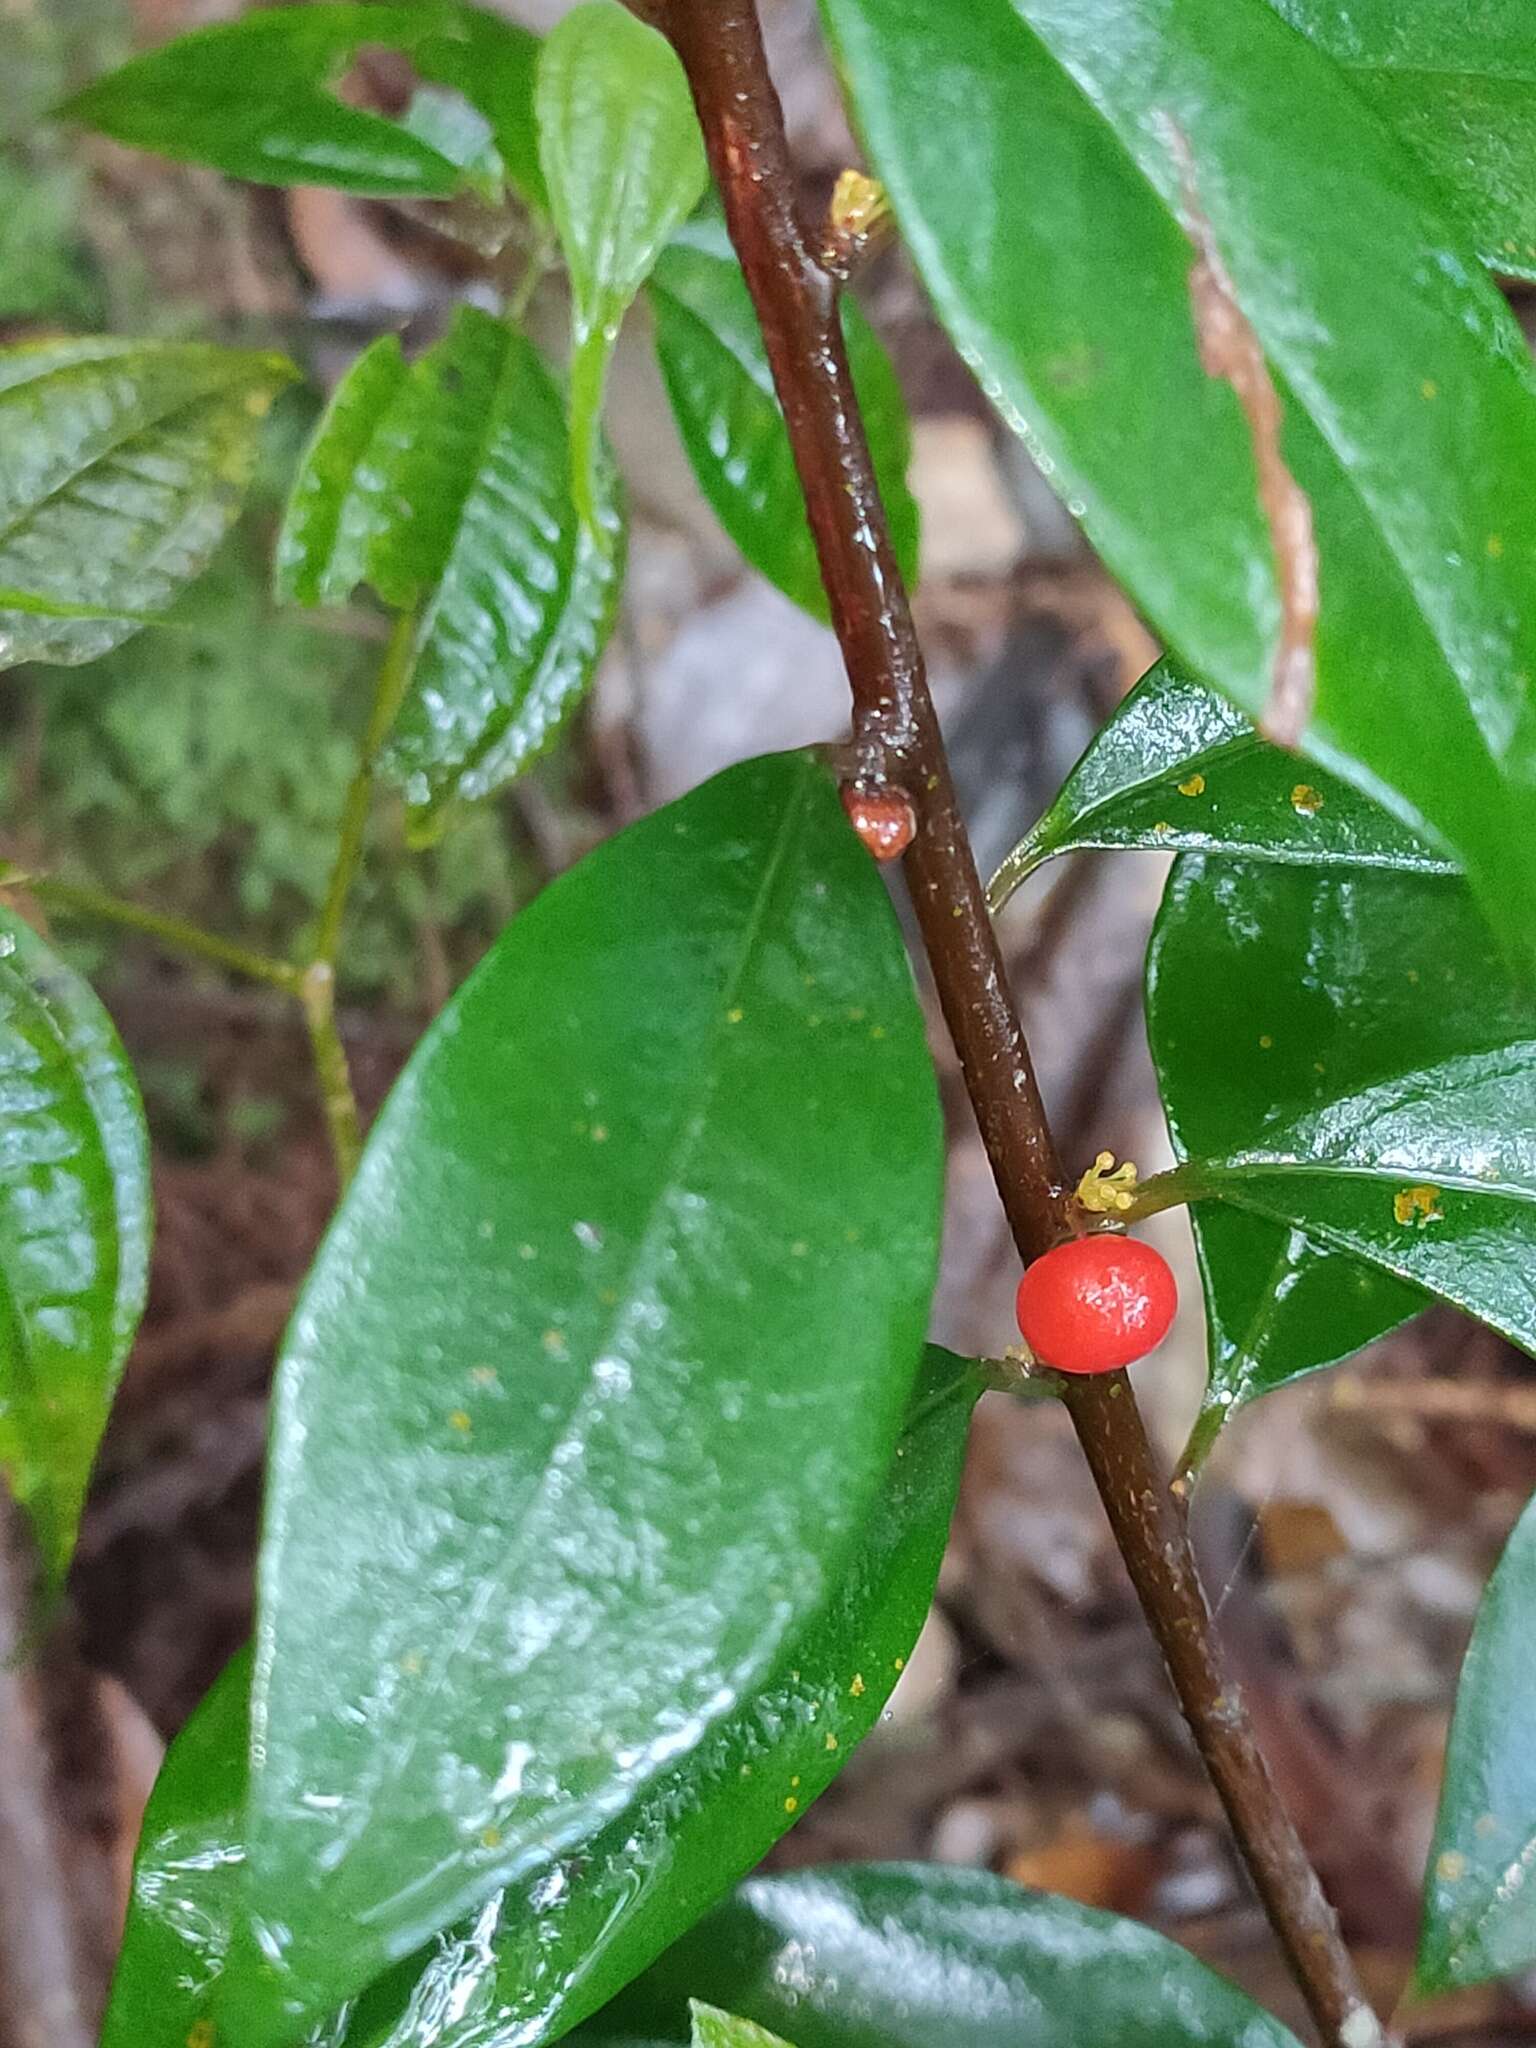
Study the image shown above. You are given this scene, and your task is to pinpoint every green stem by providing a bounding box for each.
[508,222,556,327]
[0,870,299,990]
[303,610,419,1185]
[1121,1160,1207,1223]
[984,832,1049,914]
[301,963,361,1187]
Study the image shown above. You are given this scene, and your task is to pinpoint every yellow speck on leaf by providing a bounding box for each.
[1177,772,1206,798]
[850,1673,866,1697]
[1152,819,1172,835]
[1394,1185,1444,1228]
[448,1409,472,1434]
[590,1124,608,1143]
[187,2022,216,2048]
[1436,1849,1468,1884]
[790,1775,801,1788]
[870,1023,887,1039]
[1259,1034,1273,1050]
[541,1328,567,1356]
[784,1795,799,1813]
[825,1732,839,1751]
[726,1007,744,1024]
[1487,533,1506,559]
[1290,783,1325,817]
[481,1826,503,1850]
[1421,378,1439,399]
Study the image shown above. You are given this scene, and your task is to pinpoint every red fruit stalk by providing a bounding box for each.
[1016,1234,1177,1375]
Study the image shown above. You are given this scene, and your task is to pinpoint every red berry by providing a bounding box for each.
[1015,1234,1177,1375]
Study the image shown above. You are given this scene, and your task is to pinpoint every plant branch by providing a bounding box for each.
[665,8,1383,2043]
[0,869,299,991]
[303,608,418,1185]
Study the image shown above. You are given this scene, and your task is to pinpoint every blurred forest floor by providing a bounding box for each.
[7,0,1536,2041]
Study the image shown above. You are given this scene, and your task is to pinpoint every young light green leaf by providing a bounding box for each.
[821,0,1536,963]
[1267,0,1536,283]
[59,4,467,196]
[537,1,708,536]
[274,308,623,821]
[690,2004,797,2048]
[989,660,1456,910]
[234,751,943,2042]
[582,1864,1306,2047]
[1419,1488,1536,1993]
[0,336,294,667]
[1147,857,1536,1449]
[0,906,150,1582]
[105,1345,982,2048]
[273,335,408,611]
[648,213,919,620]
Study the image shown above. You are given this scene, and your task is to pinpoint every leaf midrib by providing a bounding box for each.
[290,766,821,1913]
[0,954,116,1428]
[0,368,262,555]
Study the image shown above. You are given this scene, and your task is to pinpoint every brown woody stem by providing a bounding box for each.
[665,6,1381,2042]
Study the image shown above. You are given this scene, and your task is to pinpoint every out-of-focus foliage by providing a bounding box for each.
[1,413,531,1002]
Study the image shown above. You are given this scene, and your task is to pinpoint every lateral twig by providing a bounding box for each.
[665,9,1380,2042]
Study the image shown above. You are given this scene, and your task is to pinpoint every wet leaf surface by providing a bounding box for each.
[537,1,706,536]
[822,0,1536,961]
[235,751,943,2040]
[1148,857,1536,1444]
[103,1348,980,2048]
[579,1864,1305,2047]
[275,308,623,823]
[0,338,293,667]
[990,660,1454,910]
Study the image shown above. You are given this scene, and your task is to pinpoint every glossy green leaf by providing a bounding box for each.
[1147,857,1536,1443]
[1420,1487,1536,1992]
[648,215,919,620]
[691,2004,796,2048]
[59,5,468,196]
[274,308,622,821]
[0,337,294,668]
[990,660,1456,910]
[106,1344,981,2048]
[235,751,942,2039]
[582,1864,1306,2047]
[821,0,1536,963]
[0,906,150,1580]
[537,1,707,536]
[1269,0,1536,283]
